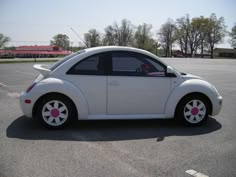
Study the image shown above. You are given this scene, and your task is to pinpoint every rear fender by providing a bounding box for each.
[32,78,89,119]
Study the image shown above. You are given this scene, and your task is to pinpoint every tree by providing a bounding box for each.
[103,25,116,45]
[206,13,226,58]
[229,24,236,48]
[176,14,191,57]
[158,19,177,57]
[117,19,134,46]
[103,19,134,46]
[84,29,101,47]
[175,14,226,58]
[0,33,11,49]
[188,18,202,56]
[134,23,156,52]
[192,17,210,58]
[50,34,70,50]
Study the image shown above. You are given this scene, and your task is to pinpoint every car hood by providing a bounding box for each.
[182,73,205,81]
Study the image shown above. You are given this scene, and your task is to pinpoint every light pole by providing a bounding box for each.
[70,42,73,52]
[70,28,89,48]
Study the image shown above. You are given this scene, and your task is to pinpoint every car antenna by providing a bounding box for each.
[70,27,89,48]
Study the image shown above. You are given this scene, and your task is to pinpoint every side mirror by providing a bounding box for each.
[166,66,176,77]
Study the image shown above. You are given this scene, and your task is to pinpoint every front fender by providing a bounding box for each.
[164,79,216,118]
[31,78,89,119]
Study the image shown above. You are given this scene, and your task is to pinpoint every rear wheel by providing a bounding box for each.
[35,94,76,129]
[176,94,210,126]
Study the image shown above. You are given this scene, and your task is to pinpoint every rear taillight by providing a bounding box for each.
[26,82,36,93]
[24,99,31,104]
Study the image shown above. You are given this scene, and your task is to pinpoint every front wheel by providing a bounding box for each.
[35,94,76,129]
[176,95,210,126]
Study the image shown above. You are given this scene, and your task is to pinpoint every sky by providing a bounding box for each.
[0,0,236,48]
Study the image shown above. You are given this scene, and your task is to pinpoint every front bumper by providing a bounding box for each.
[211,95,223,116]
[19,91,33,118]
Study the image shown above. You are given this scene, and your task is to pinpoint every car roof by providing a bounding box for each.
[74,46,169,68]
[83,46,158,58]
[84,46,146,52]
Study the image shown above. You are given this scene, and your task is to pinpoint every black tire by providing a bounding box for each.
[35,94,76,129]
[175,94,210,127]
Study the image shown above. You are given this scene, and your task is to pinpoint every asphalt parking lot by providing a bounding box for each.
[0,58,236,177]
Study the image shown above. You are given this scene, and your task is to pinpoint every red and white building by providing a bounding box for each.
[0,45,71,58]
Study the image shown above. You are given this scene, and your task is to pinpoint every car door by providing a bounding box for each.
[107,51,171,115]
[66,53,109,115]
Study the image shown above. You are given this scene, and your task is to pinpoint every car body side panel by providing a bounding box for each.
[164,79,219,118]
[107,76,171,114]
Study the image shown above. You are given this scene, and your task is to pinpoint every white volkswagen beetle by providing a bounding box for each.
[19,46,222,129]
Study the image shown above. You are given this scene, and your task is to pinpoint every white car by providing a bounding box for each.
[19,46,223,129]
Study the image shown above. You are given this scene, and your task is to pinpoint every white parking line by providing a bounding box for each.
[7,92,20,98]
[0,82,7,87]
[185,169,209,177]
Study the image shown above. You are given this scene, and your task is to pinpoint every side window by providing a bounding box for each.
[112,53,143,75]
[144,58,165,77]
[111,52,166,77]
[67,54,106,75]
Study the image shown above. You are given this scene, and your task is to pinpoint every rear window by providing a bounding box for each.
[50,50,85,71]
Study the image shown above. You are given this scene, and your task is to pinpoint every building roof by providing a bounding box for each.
[214,48,236,53]
[1,46,71,56]
[16,45,58,49]
[11,50,71,55]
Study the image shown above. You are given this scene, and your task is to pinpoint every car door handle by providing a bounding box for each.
[108,80,120,86]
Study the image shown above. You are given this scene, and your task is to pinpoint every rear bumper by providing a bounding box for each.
[19,91,33,118]
[211,95,223,116]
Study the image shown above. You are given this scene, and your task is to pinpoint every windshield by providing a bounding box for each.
[50,50,86,71]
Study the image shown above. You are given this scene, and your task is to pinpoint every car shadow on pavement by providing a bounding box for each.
[7,116,222,142]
